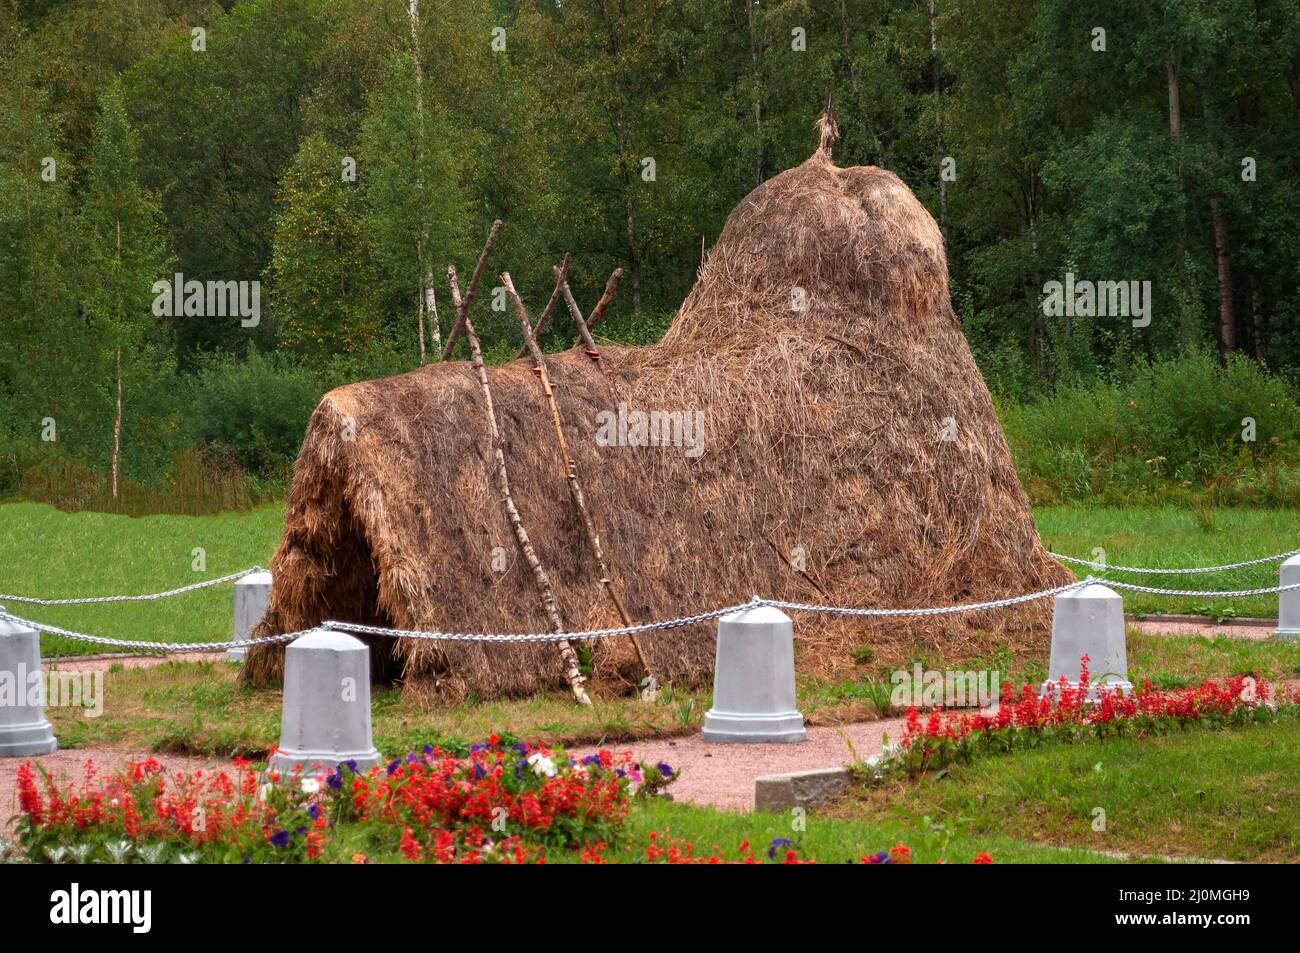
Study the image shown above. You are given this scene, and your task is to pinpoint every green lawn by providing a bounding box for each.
[0,502,282,655]
[3,502,1297,659]
[831,719,1300,863]
[544,797,1118,864]
[1035,504,1300,617]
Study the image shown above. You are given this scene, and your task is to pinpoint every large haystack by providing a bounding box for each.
[244,124,1072,699]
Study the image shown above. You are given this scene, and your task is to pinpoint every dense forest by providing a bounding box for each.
[2,0,1299,510]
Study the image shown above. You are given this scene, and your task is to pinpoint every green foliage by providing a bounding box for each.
[1004,351,1300,505]
[185,349,324,480]
[6,0,1300,507]
[359,51,469,352]
[268,134,378,364]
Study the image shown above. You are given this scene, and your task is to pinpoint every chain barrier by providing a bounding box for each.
[1,547,1296,652]
[1049,548,1300,575]
[0,566,267,606]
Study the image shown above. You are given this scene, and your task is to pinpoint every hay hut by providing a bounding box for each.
[244,117,1072,699]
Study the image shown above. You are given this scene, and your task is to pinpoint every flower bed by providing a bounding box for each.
[13,736,674,864]
[10,739,998,864]
[890,657,1300,776]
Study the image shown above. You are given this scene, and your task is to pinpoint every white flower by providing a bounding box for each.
[300,778,320,795]
[258,783,273,802]
[527,753,556,777]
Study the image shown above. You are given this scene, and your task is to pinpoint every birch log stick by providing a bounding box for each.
[515,251,571,358]
[441,219,503,360]
[584,267,623,333]
[450,269,592,706]
[502,271,653,681]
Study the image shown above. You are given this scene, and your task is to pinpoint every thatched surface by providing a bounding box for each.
[244,146,1072,699]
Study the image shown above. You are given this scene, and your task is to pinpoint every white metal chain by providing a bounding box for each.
[763,578,1091,617]
[1049,548,1300,575]
[0,566,267,606]
[1102,579,1300,598]
[2,546,1298,652]
[0,608,306,653]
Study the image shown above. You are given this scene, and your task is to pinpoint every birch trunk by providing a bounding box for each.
[1210,191,1236,357]
[504,271,652,681]
[450,270,591,706]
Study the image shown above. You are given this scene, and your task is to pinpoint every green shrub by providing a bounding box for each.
[185,349,325,480]
[1002,350,1300,506]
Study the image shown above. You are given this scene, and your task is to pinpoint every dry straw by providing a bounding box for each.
[243,115,1072,700]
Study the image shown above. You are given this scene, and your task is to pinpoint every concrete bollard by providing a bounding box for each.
[1275,555,1300,640]
[227,570,272,663]
[268,628,381,777]
[701,604,806,743]
[1042,583,1133,698]
[0,608,58,757]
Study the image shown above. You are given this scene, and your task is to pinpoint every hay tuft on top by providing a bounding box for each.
[244,129,1071,699]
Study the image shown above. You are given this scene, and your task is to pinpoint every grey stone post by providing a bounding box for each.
[268,628,381,777]
[0,608,58,757]
[701,603,806,743]
[1042,583,1133,698]
[227,570,272,663]
[1275,555,1300,640]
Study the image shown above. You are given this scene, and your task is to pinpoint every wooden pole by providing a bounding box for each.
[502,271,653,681]
[515,251,571,358]
[450,268,591,706]
[583,268,623,333]
[441,219,503,360]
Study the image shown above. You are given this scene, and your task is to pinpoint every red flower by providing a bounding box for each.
[400,826,422,861]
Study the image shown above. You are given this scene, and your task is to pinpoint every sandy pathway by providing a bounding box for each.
[572,719,906,811]
[1129,618,1275,640]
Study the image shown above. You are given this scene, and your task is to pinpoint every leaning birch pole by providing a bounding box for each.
[514,252,572,359]
[556,267,649,488]
[559,267,624,386]
[450,267,591,706]
[441,219,503,360]
[502,271,653,681]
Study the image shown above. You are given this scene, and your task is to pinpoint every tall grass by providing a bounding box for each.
[1001,351,1300,506]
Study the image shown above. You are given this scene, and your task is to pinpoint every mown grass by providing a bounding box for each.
[507,797,1117,865]
[0,502,281,656]
[3,501,1297,660]
[1035,504,1300,617]
[46,660,900,756]
[830,719,1300,863]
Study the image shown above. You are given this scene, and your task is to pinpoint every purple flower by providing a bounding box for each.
[308,803,321,820]
[656,762,674,778]
[270,830,290,849]
[325,771,342,790]
[386,759,400,775]
[768,837,793,860]
[582,754,602,767]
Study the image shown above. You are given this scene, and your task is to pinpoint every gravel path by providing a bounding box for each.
[1129,618,1275,640]
[573,719,906,812]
